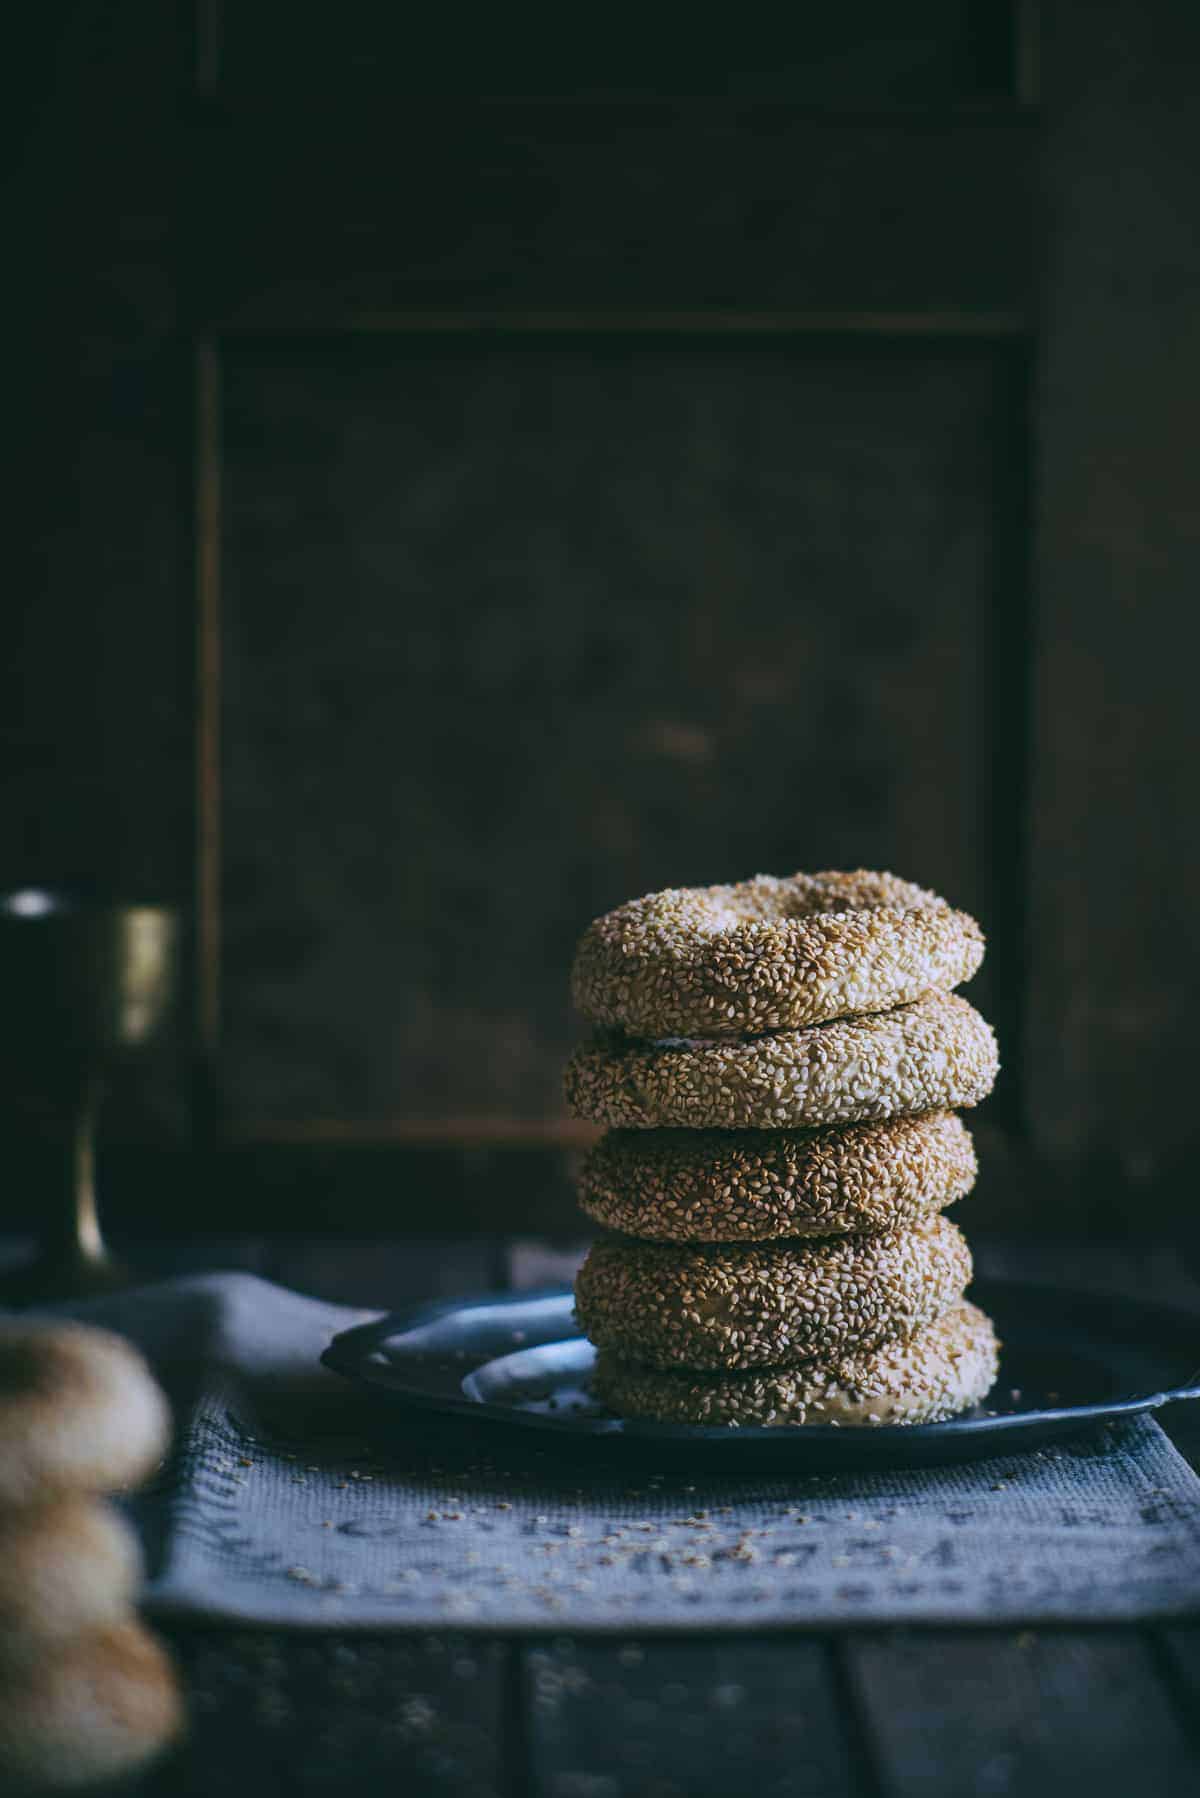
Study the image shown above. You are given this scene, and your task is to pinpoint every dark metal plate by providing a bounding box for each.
[321,1279,1200,1470]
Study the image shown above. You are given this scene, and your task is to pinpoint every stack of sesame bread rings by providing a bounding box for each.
[565,871,1001,1429]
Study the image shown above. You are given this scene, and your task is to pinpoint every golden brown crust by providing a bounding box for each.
[0,1500,142,1662]
[0,1621,183,1790]
[564,991,998,1131]
[0,1321,171,1506]
[592,1300,999,1427]
[577,1110,976,1242]
[571,869,985,1038]
[574,1214,971,1371]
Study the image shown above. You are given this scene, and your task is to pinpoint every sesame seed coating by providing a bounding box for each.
[571,869,985,1039]
[577,1110,976,1242]
[564,991,998,1131]
[574,1214,971,1371]
[591,1300,999,1427]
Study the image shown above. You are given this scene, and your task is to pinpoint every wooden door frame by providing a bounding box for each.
[183,3,1056,1229]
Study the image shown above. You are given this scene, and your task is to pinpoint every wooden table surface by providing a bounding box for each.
[24,1230,1200,1798]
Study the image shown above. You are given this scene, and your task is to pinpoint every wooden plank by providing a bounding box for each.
[262,1236,497,1307]
[41,1144,1200,1243]
[142,1628,511,1797]
[231,1119,600,1148]
[0,1233,268,1313]
[107,1234,269,1282]
[526,1636,868,1798]
[217,2,1020,104]
[225,309,1028,338]
[1027,0,1200,1197]
[972,1233,1200,1310]
[216,337,1018,1132]
[195,108,1034,324]
[845,1629,1199,1797]
[6,9,186,900]
[6,6,189,1151]
[195,336,223,1081]
[1157,1627,1200,1738]
[57,1143,581,1238]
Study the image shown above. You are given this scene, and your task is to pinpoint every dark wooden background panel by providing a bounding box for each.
[219,338,1014,1128]
[196,110,1035,327]
[14,0,1199,1239]
[1027,0,1200,1198]
[527,1637,866,1798]
[4,2,191,1146]
[846,1630,1200,1797]
[5,1,188,906]
[217,0,1018,101]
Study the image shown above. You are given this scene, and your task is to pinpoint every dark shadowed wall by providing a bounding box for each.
[6,1,1199,1235]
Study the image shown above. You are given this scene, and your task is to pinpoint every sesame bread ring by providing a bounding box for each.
[574,1213,971,1372]
[0,1621,183,1792]
[578,1109,976,1242]
[0,1321,170,1506]
[0,1499,143,1665]
[564,991,998,1131]
[592,1299,999,1427]
[571,869,984,1038]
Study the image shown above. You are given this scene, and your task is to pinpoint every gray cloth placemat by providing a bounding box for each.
[52,1271,1200,1631]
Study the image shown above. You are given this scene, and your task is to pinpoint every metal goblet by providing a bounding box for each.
[0,890,180,1304]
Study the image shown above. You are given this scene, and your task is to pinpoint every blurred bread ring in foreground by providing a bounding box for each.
[565,991,998,1131]
[571,869,984,1038]
[0,1321,170,1505]
[577,1109,976,1242]
[592,1299,999,1428]
[0,1620,183,1792]
[0,1499,142,1662]
[574,1213,971,1372]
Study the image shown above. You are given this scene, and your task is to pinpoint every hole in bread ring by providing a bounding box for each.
[571,869,985,1038]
